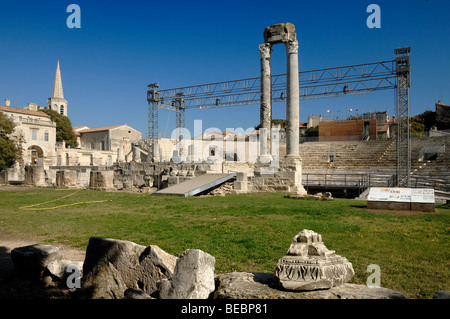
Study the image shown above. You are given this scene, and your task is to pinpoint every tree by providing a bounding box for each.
[0,112,22,170]
[304,126,319,137]
[40,108,78,148]
[410,110,436,136]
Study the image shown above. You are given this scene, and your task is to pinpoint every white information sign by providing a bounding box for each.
[367,187,435,204]
[411,188,435,203]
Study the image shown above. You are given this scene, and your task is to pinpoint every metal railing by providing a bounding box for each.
[303,173,371,189]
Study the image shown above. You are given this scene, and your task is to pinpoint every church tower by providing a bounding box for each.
[47,60,68,117]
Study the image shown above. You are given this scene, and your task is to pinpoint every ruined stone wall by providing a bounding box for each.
[154,138,261,163]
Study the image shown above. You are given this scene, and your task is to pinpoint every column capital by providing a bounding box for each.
[285,39,299,55]
[259,43,272,58]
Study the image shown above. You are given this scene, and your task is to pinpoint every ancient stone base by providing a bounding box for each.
[56,170,78,188]
[274,230,354,291]
[89,171,115,191]
[251,157,307,195]
[214,272,406,299]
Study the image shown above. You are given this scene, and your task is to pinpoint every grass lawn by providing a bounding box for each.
[0,187,448,299]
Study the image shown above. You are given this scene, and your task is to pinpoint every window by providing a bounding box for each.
[60,105,64,115]
[44,132,49,142]
[32,130,37,140]
[19,116,22,122]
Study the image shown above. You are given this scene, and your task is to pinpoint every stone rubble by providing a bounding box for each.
[158,249,216,299]
[79,237,177,298]
[8,234,448,299]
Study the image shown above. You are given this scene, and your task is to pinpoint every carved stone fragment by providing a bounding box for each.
[274,230,354,291]
[263,22,296,44]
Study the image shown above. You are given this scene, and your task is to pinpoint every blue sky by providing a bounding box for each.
[0,0,449,137]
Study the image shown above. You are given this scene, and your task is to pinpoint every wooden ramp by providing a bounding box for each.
[154,173,236,197]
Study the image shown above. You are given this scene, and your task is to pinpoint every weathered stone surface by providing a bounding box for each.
[11,244,62,280]
[433,290,450,299]
[274,230,354,291]
[81,261,127,299]
[46,259,83,281]
[80,237,177,299]
[124,288,153,299]
[89,171,114,190]
[214,272,406,299]
[56,170,77,188]
[0,170,8,184]
[158,249,215,299]
[263,22,296,44]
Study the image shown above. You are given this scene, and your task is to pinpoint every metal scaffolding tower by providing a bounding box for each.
[394,47,411,187]
[147,83,160,157]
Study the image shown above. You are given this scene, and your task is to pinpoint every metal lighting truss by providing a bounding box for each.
[147,49,410,186]
[154,60,397,109]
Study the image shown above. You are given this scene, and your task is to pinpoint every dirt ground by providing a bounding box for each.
[0,232,86,299]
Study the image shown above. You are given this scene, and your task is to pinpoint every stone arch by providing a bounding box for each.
[27,145,44,166]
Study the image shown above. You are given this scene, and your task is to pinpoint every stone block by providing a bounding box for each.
[11,244,63,280]
[89,171,114,190]
[168,176,179,185]
[233,181,248,192]
[56,170,77,188]
[236,172,247,182]
[158,249,215,299]
[80,237,177,299]
[263,22,296,44]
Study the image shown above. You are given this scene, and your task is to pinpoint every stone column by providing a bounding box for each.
[259,43,273,162]
[285,39,300,158]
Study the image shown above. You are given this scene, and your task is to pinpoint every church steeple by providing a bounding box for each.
[48,60,68,117]
[52,60,64,99]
